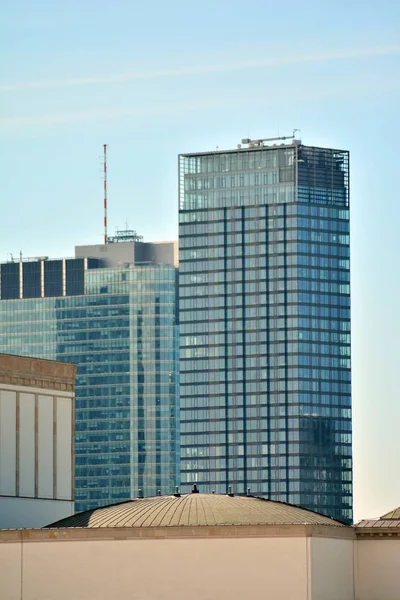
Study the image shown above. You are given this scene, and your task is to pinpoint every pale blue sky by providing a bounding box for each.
[2,0,400,520]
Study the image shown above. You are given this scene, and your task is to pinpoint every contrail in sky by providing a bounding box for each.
[1,45,399,92]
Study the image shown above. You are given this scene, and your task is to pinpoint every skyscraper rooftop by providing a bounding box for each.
[0,238,179,512]
[178,137,352,522]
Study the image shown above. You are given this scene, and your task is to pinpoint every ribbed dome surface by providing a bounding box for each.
[356,505,400,529]
[381,506,400,520]
[45,494,344,529]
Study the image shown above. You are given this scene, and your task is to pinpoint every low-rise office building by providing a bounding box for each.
[0,353,76,528]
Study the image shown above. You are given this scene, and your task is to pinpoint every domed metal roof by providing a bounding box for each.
[356,505,400,529]
[45,493,345,529]
[380,506,400,520]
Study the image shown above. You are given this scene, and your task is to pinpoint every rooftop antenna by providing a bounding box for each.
[103,144,108,244]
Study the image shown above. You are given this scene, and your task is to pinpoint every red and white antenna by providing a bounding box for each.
[103,143,108,244]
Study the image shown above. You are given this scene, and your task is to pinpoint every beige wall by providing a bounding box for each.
[0,383,74,528]
[0,542,21,600]
[355,539,400,600]
[310,537,354,600]
[1,537,309,600]
[10,529,399,600]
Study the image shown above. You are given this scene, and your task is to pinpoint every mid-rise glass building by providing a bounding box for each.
[179,138,352,523]
[0,234,179,512]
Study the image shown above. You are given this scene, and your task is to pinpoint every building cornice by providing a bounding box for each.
[0,524,355,544]
[0,354,76,393]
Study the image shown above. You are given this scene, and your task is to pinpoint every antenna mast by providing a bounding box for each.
[103,144,108,244]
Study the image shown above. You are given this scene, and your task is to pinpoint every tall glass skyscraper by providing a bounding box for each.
[0,234,179,512]
[179,138,352,523]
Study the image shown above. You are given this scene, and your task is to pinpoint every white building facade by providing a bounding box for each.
[0,353,76,528]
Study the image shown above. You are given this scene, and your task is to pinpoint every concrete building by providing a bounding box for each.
[0,492,353,600]
[0,353,76,528]
[179,137,352,523]
[0,232,179,512]
[1,492,398,600]
[354,506,400,600]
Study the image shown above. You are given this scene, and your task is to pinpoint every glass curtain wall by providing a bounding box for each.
[179,144,352,523]
[0,263,178,512]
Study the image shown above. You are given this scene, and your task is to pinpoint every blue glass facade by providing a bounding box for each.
[179,143,352,523]
[0,259,179,512]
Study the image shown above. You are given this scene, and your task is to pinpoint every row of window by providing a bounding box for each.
[181,468,352,488]
[180,413,350,428]
[76,432,173,443]
[181,331,350,347]
[181,396,351,408]
[181,343,350,358]
[181,281,350,302]
[180,186,298,210]
[179,261,351,282]
[179,214,349,233]
[180,437,352,454]
[180,289,350,312]
[180,317,351,336]
[180,333,350,351]
[184,169,294,191]
[182,446,352,467]
[181,373,351,388]
[179,306,350,325]
[180,187,348,212]
[181,358,351,373]
[179,234,351,255]
[181,148,295,173]
[179,223,349,243]
[181,407,351,420]
[181,380,351,395]
[179,205,349,222]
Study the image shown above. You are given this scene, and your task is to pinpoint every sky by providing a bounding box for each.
[2,0,400,520]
